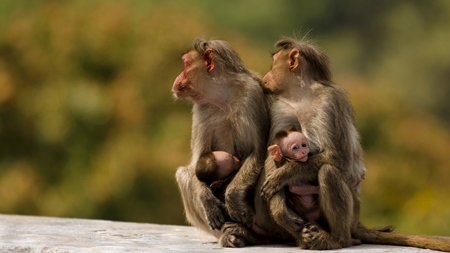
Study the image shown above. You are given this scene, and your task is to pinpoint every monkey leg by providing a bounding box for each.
[224,155,262,228]
[301,164,354,250]
[270,191,307,234]
[268,190,310,248]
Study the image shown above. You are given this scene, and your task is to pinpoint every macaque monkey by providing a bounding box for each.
[256,36,450,251]
[196,151,241,189]
[173,38,269,247]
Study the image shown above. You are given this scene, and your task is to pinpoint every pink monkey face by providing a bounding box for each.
[280,131,310,162]
[172,51,204,101]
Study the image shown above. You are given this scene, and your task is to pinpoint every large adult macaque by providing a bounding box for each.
[256,37,450,251]
[173,38,269,247]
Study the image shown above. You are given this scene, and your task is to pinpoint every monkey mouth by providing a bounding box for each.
[173,90,201,101]
[176,91,186,98]
[191,93,202,101]
[172,88,183,98]
[299,155,308,162]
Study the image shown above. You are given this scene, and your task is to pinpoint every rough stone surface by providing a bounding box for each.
[0,214,443,253]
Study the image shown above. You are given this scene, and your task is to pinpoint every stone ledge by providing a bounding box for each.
[0,214,442,253]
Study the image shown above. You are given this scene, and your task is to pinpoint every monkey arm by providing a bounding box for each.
[261,155,323,202]
[197,182,227,230]
[269,190,309,240]
[222,90,270,228]
[224,153,263,227]
[261,163,294,202]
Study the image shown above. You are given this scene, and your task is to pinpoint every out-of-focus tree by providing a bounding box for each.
[0,0,449,236]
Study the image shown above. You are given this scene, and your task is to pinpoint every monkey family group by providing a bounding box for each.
[171,37,450,252]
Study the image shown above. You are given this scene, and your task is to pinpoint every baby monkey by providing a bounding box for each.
[268,128,321,222]
[268,129,310,163]
[196,151,242,189]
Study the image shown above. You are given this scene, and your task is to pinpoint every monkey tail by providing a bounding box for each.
[357,224,450,252]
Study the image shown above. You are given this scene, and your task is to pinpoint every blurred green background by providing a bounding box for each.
[1,0,449,236]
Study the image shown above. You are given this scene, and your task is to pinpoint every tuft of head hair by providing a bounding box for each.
[192,37,251,75]
[272,126,301,145]
[275,36,331,84]
[195,152,218,184]
[273,130,289,145]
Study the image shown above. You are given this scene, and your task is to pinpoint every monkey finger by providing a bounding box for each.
[203,196,227,230]
[208,215,225,230]
[206,208,226,230]
[291,217,308,231]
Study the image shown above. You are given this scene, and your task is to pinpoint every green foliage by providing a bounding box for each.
[0,0,449,236]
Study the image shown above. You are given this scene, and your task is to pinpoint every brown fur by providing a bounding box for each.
[255,36,450,251]
[173,38,269,247]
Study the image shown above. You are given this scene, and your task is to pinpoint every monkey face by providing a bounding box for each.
[262,50,282,93]
[281,131,310,162]
[172,50,205,102]
[262,49,294,94]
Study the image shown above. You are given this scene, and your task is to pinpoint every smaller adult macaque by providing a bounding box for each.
[196,151,241,189]
[257,36,450,252]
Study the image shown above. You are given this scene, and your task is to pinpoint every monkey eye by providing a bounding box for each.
[301,143,307,148]
[292,145,299,151]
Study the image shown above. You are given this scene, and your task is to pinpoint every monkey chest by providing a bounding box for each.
[197,108,247,154]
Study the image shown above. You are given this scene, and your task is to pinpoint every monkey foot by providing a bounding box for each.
[218,222,268,247]
[301,222,320,248]
[219,223,247,247]
[301,222,347,250]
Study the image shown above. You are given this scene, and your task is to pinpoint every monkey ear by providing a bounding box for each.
[204,49,215,72]
[288,49,300,72]
[268,145,283,162]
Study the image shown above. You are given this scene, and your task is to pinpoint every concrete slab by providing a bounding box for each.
[0,214,443,252]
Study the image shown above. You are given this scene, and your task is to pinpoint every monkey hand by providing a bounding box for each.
[205,199,227,230]
[224,189,253,228]
[261,172,286,202]
[199,190,227,230]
